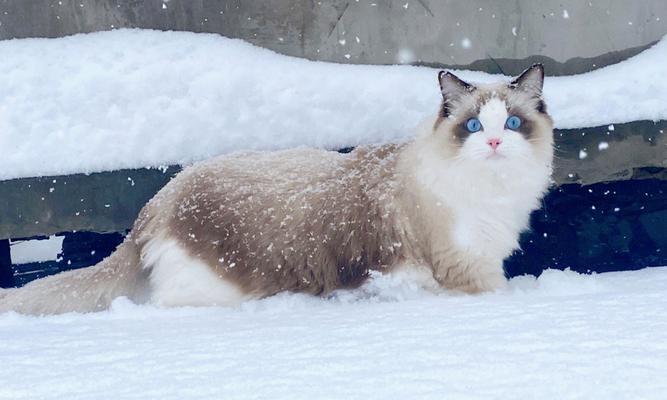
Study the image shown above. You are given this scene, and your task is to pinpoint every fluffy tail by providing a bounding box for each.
[0,240,149,315]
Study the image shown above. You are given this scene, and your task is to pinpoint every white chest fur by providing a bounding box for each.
[414,144,549,261]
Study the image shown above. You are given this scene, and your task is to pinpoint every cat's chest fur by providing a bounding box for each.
[443,182,532,259]
[409,145,548,261]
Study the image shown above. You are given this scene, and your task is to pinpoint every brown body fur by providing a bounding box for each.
[135,145,413,298]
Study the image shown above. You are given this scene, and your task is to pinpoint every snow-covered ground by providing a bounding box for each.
[1,267,666,400]
[1,29,666,180]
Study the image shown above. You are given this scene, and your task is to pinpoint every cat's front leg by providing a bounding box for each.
[431,256,507,294]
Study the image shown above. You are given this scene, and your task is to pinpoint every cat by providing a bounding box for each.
[0,64,554,315]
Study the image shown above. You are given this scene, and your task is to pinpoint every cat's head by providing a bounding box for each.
[431,64,553,170]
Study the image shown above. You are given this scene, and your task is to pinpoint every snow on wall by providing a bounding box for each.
[1,29,666,180]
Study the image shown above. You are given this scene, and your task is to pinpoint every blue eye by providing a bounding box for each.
[465,118,482,133]
[506,115,522,130]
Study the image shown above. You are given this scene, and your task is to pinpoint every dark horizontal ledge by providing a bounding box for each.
[1,120,665,240]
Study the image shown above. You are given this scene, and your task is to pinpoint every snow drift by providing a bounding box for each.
[1,267,667,399]
[1,29,666,180]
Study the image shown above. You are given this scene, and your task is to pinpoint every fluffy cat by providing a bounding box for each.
[0,64,553,314]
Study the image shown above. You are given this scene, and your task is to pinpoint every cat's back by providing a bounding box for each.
[133,144,405,300]
[137,147,350,228]
[187,146,351,195]
[163,144,404,208]
[136,143,405,250]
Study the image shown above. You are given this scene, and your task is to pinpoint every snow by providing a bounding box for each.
[0,29,666,180]
[1,267,666,399]
[9,236,63,264]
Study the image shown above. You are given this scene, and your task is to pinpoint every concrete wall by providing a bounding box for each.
[0,0,665,75]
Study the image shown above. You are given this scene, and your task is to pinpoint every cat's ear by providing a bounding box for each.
[510,64,544,98]
[438,71,474,117]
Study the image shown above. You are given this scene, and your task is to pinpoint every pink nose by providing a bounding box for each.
[487,138,502,150]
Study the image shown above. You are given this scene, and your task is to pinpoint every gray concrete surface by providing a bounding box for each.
[0,0,665,75]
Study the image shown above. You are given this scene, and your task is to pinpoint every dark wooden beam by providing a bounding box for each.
[0,166,180,240]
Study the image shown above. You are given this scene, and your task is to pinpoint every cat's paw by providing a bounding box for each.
[434,264,508,294]
[456,276,508,294]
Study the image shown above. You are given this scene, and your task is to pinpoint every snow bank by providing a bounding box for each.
[1,29,666,180]
[1,267,666,399]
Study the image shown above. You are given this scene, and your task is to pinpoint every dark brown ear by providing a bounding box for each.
[438,71,475,117]
[510,64,544,98]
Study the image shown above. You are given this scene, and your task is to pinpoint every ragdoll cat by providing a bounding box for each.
[0,64,553,314]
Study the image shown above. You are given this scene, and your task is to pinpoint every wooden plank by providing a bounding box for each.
[0,166,180,240]
[552,120,666,185]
